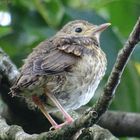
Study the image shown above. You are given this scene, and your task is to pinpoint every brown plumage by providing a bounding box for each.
[10,20,110,129]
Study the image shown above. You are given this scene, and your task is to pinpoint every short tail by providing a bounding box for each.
[9,86,21,97]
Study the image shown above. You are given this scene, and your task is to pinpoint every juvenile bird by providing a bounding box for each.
[10,20,110,129]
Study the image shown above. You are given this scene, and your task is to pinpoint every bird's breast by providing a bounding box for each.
[53,50,107,111]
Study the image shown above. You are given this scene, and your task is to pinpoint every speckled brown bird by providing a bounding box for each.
[10,20,110,129]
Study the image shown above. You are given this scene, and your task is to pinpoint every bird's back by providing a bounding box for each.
[10,38,78,97]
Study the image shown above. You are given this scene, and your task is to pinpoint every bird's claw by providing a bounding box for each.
[49,118,74,130]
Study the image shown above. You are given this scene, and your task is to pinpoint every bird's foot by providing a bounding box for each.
[65,116,74,124]
[50,118,74,130]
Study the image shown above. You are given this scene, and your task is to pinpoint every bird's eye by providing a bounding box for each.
[75,27,82,33]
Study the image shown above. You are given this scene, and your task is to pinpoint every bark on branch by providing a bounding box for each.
[99,111,140,137]
[0,16,140,139]
[0,115,117,140]
[0,48,19,84]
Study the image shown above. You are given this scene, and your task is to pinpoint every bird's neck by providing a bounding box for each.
[52,35,99,47]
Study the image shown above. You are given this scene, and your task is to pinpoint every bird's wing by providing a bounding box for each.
[32,43,84,75]
[10,40,85,94]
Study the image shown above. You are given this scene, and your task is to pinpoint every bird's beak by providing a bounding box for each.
[93,23,111,34]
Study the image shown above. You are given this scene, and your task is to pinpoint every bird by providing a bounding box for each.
[10,20,110,129]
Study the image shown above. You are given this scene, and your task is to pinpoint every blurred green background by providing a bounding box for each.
[0,0,140,139]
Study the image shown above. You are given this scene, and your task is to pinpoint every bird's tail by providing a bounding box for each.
[9,86,21,97]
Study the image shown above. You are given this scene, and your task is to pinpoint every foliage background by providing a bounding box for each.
[0,0,140,139]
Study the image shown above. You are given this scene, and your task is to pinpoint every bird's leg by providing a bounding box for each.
[44,89,74,125]
[47,93,74,123]
[32,95,58,127]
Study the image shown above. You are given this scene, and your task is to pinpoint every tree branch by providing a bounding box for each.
[55,109,140,138]
[94,16,140,116]
[99,111,140,137]
[0,48,19,85]
[76,125,118,140]
[0,115,118,140]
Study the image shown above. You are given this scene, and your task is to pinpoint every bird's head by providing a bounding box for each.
[57,20,111,44]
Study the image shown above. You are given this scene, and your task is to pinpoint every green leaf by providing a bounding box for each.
[33,0,64,27]
[0,26,12,38]
[104,0,140,37]
[112,62,140,112]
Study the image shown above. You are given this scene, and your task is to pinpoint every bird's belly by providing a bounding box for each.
[53,55,106,111]
[23,54,106,112]
[56,79,100,111]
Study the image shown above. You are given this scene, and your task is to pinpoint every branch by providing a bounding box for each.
[0,115,38,140]
[74,125,118,140]
[0,48,19,85]
[55,109,140,137]
[0,115,118,140]
[99,111,140,137]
